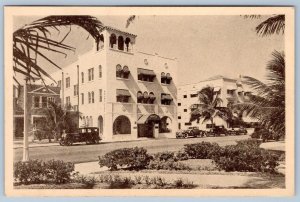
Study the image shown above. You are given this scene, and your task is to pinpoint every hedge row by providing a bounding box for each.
[14,159,74,184]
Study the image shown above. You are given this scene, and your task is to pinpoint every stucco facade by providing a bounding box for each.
[50,26,178,141]
[177,75,251,130]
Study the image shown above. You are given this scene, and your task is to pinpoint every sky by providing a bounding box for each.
[13,15,284,85]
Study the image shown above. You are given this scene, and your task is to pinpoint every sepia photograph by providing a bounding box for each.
[4,6,295,197]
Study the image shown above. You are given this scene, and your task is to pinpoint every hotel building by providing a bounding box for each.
[51,26,178,141]
[177,75,252,130]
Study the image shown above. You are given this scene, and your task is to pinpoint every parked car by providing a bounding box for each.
[206,125,228,137]
[59,127,101,146]
[227,127,248,135]
[176,126,206,138]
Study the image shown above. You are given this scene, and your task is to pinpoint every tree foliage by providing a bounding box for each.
[236,51,285,138]
[13,15,103,83]
[190,86,228,125]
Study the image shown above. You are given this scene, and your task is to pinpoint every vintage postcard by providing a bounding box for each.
[4,6,295,197]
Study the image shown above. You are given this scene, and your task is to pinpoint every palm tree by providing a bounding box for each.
[13,15,104,84]
[45,101,81,141]
[236,50,285,139]
[190,86,228,127]
[244,15,285,37]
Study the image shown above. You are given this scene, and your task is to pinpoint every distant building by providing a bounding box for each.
[177,75,253,130]
[50,25,178,141]
[13,84,60,139]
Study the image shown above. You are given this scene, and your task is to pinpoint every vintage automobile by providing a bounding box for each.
[176,126,206,138]
[227,127,248,135]
[59,127,101,146]
[206,125,228,137]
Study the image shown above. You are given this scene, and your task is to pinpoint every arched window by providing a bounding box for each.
[113,115,131,134]
[166,73,172,84]
[91,91,94,103]
[86,116,89,126]
[125,37,131,52]
[118,36,124,50]
[109,34,117,48]
[137,91,143,103]
[149,92,156,104]
[90,116,93,126]
[122,66,130,79]
[143,91,149,103]
[82,116,86,126]
[116,64,122,77]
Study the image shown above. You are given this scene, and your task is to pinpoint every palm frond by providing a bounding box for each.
[126,15,136,28]
[256,15,285,36]
[13,15,103,83]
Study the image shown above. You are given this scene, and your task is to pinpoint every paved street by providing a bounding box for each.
[14,135,250,163]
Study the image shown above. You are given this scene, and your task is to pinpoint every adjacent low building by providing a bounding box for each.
[177,75,253,130]
[50,25,178,141]
[13,83,61,139]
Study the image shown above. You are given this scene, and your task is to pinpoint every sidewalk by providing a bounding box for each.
[260,141,285,151]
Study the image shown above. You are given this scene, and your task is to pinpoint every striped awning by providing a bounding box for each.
[137,68,156,76]
[162,94,172,100]
[137,114,160,124]
[116,89,131,97]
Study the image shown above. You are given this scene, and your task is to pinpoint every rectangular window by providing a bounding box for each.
[88,68,94,81]
[178,103,181,106]
[34,96,40,108]
[74,84,78,96]
[91,91,94,103]
[81,72,84,83]
[99,89,103,102]
[47,97,55,107]
[66,77,70,88]
[178,116,181,120]
[183,95,187,98]
[57,80,61,87]
[88,92,91,103]
[73,105,78,111]
[99,65,102,78]
[184,109,187,112]
[81,93,84,104]
[66,96,70,106]
[190,94,197,98]
[185,122,192,126]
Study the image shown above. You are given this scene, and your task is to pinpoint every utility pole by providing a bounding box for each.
[22,78,29,162]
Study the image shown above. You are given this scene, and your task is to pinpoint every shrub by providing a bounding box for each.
[148,151,191,170]
[74,175,97,188]
[153,151,176,161]
[14,159,45,184]
[213,144,280,173]
[175,150,189,161]
[148,159,191,170]
[173,178,195,189]
[98,147,151,171]
[44,159,74,184]
[184,142,222,159]
[14,159,75,185]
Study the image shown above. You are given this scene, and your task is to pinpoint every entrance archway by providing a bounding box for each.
[113,115,131,135]
[137,114,160,138]
[98,116,103,135]
[159,116,172,133]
